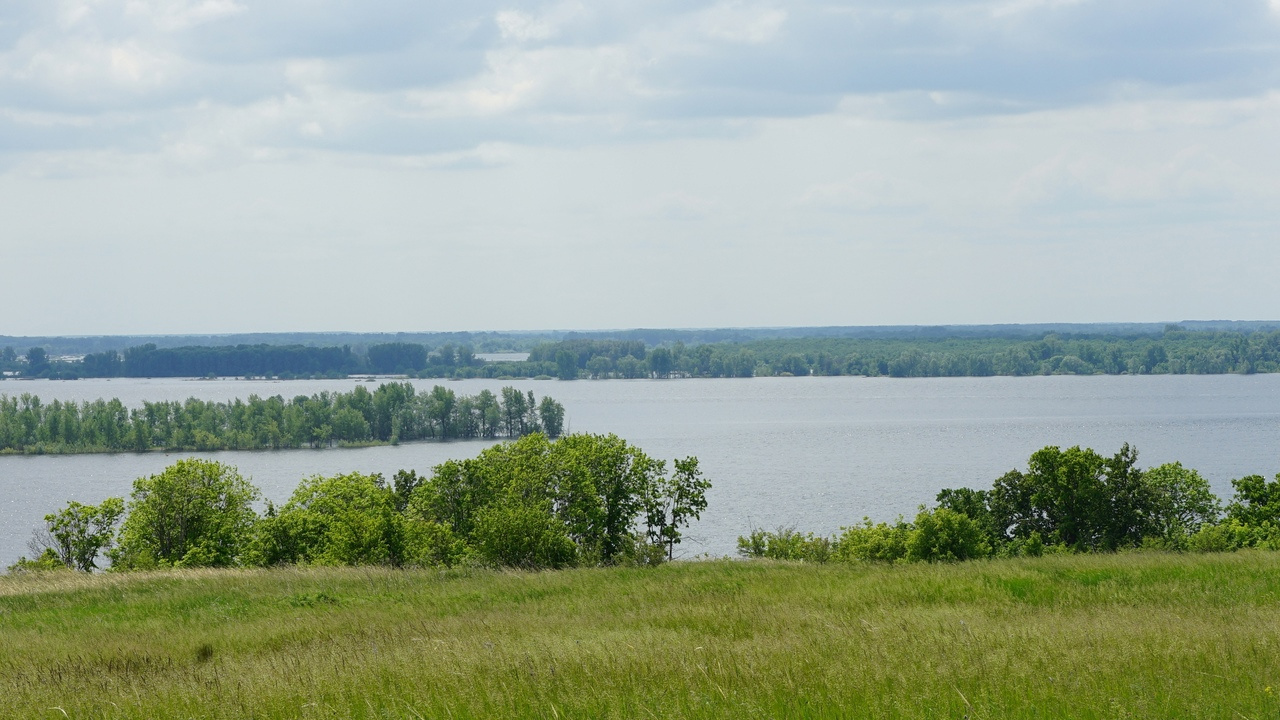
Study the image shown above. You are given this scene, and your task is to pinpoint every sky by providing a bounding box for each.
[2,0,1279,335]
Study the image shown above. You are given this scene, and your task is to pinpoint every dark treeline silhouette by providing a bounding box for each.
[9,326,1280,381]
[519,328,1280,379]
[0,383,565,454]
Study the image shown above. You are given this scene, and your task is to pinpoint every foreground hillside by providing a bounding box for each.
[3,553,1279,718]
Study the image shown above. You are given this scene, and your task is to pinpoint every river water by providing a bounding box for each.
[2,374,1278,567]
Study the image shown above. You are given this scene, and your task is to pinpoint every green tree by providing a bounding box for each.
[586,355,612,379]
[25,347,50,377]
[646,457,710,560]
[538,396,565,438]
[555,350,578,380]
[34,497,125,571]
[110,459,260,569]
[1143,462,1221,544]
[331,407,370,443]
[249,472,402,566]
[471,503,577,569]
[1226,473,1280,527]
[648,347,673,378]
[427,385,457,440]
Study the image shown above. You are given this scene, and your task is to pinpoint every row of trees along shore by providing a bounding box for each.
[0,383,565,454]
[9,433,710,573]
[740,443,1280,564]
[7,327,1280,381]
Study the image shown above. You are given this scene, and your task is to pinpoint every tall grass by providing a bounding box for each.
[2,552,1278,718]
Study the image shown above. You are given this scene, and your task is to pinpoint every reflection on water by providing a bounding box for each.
[3,374,1279,566]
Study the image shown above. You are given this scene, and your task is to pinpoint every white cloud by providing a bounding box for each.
[697,3,787,44]
[124,0,245,32]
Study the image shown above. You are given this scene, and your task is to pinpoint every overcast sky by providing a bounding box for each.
[2,0,1279,335]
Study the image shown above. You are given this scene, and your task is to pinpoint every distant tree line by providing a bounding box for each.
[10,435,710,572]
[9,327,1280,381]
[740,443,1280,564]
[0,383,565,455]
[523,328,1280,379]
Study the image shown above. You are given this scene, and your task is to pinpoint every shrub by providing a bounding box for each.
[736,528,833,562]
[471,504,578,569]
[249,472,401,567]
[832,518,911,563]
[906,507,990,563]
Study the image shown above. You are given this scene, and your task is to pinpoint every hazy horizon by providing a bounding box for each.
[4,1,1279,336]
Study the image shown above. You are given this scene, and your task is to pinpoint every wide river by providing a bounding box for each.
[2,374,1278,568]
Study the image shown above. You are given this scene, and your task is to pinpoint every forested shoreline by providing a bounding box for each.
[0,383,565,455]
[7,326,1280,381]
[11,433,708,573]
[740,443,1280,564]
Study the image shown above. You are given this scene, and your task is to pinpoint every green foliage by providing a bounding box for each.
[1143,462,1221,546]
[0,383,565,454]
[110,459,260,570]
[407,433,689,568]
[905,507,990,562]
[736,527,832,562]
[1187,519,1280,552]
[248,473,402,567]
[986,443,1151,550]
[832,518,912,563]
[645,456,711,560]
[39,497,125,571]
[471,504,578,569]
[538,396,565,438]
[5,548,67,574]
[1226,473,1280,527]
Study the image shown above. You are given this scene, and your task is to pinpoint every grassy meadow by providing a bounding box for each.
[2,552,1279,718]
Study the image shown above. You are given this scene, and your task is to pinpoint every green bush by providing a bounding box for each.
[250,472,402,567]
[736,528,833,562]
[906,507,990,563]
[832,518,911,563]
[400,517,465,568]
[471,504,578,569]
[5,549,68,574]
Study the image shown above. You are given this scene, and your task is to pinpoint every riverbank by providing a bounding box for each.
[3,551,1277,717]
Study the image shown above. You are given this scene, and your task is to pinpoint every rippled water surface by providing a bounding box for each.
[3,374,1279,566]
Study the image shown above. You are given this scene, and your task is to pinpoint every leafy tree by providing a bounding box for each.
[427,385,456,440]
[538,396,565,438]
[934,487,1000,542]
[777,354,810,376]
[331,407,371,443]
[25,347,49,377]
[249,472,401,566]
[1226,473,1280,527]
[736,527,832,562]
[555,350,578,380]
[110,459,260,569]
[616,356,645,379]
[645,457,710,560]
[1142,462,1221,543]
[35,497,125,571]
[500,387,527,437]
[586,355,612,379]
[648,347,673,378]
